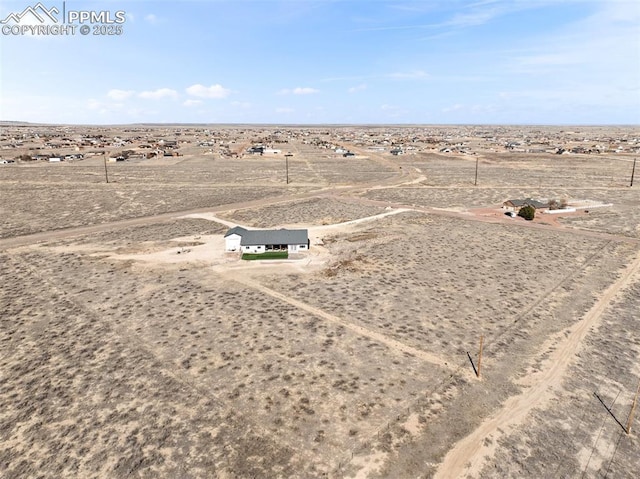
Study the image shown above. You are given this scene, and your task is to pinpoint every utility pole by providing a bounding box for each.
[103,152,109,184]
[631,158,636,187]
[477,334,484,378]
[626,380,640,434]
[474,157,479,186]
[284,153,293,185]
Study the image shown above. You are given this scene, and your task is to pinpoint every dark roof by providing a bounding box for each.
[504,198,549,209]
[240,229,308,246]
[224,226,248,238]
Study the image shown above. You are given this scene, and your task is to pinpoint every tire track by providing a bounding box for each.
[228,274,454,372]
[434,248,640,479]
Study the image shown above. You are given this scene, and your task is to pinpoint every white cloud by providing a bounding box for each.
[144,14,159,24]
[107,89,135,101]
[293,87,319,95]
[138,88,178,100]
[186,84,231,99]
[498,1,640,120]
[445,9,499,28]
[86,98,126,115]
[348,84,368,93]
[515,53,580,67]
[278,87,319,95]
[276,107,294,113]
[183,99,202,107]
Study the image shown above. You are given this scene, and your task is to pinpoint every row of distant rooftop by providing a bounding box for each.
[2,126,639,161]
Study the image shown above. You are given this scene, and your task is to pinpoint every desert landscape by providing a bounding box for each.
[1,124,639,478]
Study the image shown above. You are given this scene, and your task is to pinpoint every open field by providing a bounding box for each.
[219,197,386,228]
[0,247,446,478]
[362,186,640,238]
[389,152,635,188]
[1,125,639,478]
[478,278,640,478]
[0,149,397,239]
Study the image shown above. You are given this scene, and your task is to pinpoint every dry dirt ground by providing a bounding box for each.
[1,137,639,478]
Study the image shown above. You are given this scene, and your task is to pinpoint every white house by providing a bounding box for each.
[224,226,309,254]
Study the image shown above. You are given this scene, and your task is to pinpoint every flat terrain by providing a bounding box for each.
[1,125,639,478]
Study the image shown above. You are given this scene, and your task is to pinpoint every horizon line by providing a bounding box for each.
[2,120,639,128]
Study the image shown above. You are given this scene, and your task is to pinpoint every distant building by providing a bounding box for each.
[503,198,550,212]
[224,226,309,254]
[247,146,264,155]
[157,139,177,148]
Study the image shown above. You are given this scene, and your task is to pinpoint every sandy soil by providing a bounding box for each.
[1,127,639,478]
[435,250,640,478]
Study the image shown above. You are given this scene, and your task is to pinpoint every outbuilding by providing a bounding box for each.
[224,226,248,252]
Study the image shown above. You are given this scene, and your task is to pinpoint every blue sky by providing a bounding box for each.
[0,0,638,124]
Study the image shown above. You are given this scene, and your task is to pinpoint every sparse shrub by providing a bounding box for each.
[518,205,535,221]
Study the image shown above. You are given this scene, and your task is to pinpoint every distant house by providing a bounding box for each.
[224,226,309,254]
[247,146,264,155]
[157,139,177,148]
[503,198,549,212]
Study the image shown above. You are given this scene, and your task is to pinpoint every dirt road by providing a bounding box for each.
[228,274,454,372]
[0,159,407,250]
[3,158,636,251]
[434,249,640,479]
